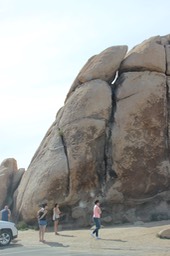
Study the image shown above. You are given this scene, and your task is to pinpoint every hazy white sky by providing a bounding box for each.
[0,0,170,169]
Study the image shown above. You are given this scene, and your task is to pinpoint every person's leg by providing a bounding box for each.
[96,218,101,238]
[92,218,99,236]
[39,225,42,241]
[55,219,59,234]
[93,230,96,234]
[41,225,46,241]
[54,220,56,234]
[94,218,101,238]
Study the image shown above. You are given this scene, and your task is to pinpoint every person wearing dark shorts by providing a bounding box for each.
[37,203,48,242]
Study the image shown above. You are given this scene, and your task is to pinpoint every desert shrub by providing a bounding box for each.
[151,212,169,221]
[16,221,29,230]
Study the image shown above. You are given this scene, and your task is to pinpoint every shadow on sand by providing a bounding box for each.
[42,241,69,247]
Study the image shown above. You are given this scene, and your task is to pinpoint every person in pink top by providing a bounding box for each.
[91,200,102,239]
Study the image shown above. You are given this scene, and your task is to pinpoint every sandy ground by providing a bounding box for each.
[12,220,170,256]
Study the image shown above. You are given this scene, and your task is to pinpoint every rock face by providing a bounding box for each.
[15,34,170,227]
[0,158,25,210]
[66,45,128,101]
[112,71,167,197]
[158,228,170,239]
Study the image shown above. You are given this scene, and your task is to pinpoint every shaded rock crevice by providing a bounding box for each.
[57,127,70,197]
[165,41,170,162]
[165,76,170,161]
[100,71,126,200]
[102,82,119,191]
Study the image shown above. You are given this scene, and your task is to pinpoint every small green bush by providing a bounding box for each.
[151,212,169,221]
[16,221,29,230]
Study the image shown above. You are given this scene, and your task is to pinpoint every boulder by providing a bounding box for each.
[16,79,112,223]
[111,71,169,198]
[16,122,69,221]
[158,228,170,239]
[0,158,24,209]
[15,34,170,227]
[11,168,25,193]
[120,36,166,73]
[66,45,128,101]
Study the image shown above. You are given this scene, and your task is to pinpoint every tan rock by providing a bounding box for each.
[71,206,89,227]
[16,123,69,220]
[66,45,128,101]
[60,79,112,127]
[59,80,112,203]
[157,228,170,239]
[160,34,170,45]
[11,168,25,192]
[14,34,170,228]
[105,186,124,203]
[165,45,170,75]
[120,38,166,73]
[16,79,112,222]
[0,158,18,208]
[61,118,106,204]
[112,71,169,197]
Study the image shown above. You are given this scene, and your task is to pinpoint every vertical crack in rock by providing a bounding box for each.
[166,76,170,160]
[103,79,118,193]
[58,127,70,196]
[165,44,170,161]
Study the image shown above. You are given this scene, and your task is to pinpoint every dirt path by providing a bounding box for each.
[13,220,170,256]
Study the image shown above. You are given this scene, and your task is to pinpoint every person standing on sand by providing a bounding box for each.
[91,200,102,239]
[53,203,61,235]
[37,203,48,242]
[1,205,11,221]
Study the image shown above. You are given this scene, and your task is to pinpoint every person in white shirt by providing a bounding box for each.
[52,203,61,235]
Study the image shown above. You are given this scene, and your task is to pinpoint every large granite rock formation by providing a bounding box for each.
[0,158,25,210]
[15,35,170,227]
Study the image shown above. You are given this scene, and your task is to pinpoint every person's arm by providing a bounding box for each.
[39,210,47,220]
[58,207,61,215]
[97,206,102,215]
[8,209,11,220]
[37,210,41,219]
